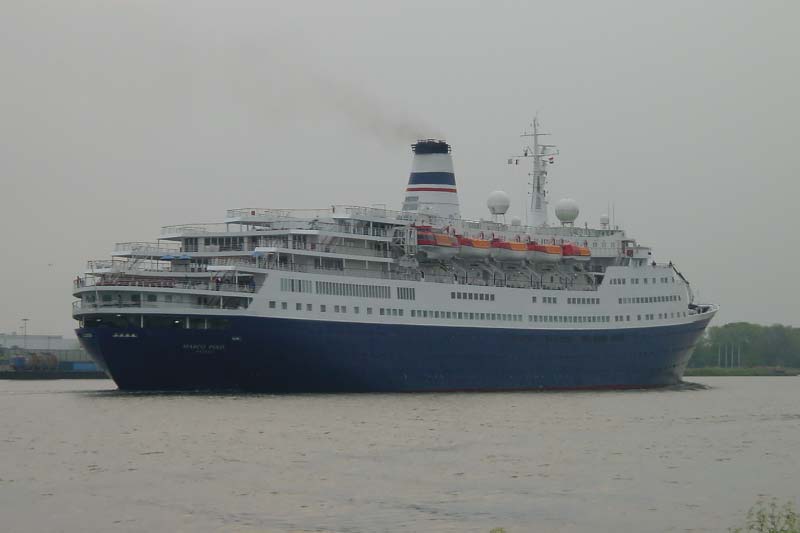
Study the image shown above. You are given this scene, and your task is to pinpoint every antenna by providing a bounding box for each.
[21,318,29,350]
[612,202,616,229]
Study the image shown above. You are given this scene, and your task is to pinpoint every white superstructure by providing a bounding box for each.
[72,124,717,335]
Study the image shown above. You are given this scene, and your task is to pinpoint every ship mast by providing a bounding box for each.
[510,117,558,226]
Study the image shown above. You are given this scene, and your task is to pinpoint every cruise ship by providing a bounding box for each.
[73,120,717,391]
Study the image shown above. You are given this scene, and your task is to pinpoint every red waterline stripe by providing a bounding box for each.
[406,187,458,193]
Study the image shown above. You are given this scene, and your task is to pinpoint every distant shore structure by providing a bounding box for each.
[0,333,98,373]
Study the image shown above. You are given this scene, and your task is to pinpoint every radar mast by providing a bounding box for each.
[509,117,558,227]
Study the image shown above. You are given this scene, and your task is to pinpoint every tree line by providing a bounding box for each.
[689,322,800,368]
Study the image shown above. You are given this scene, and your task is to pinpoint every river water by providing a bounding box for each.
[1,377,798,533]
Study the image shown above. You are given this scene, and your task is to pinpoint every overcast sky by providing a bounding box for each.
[1,0,798,336]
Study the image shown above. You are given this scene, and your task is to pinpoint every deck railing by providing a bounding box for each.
[74,276,256,294]
[225,205,622,238]
[209,257,597,291]
[257,241,390,259]
[72,300,249,313]
[160,223,232,236]
[113,242,182,256]
[226,208,333,220]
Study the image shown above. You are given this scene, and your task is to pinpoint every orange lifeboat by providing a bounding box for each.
[491,239,527,261]
[416,226,459,260]
[527,242,562,263]
[561,243,591,262]
[457,236,491,259]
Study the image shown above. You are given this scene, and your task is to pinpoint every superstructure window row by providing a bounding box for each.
[203,236,245,251]
[451,291,495,301]
[413,310,523,322]
[616,277,675,285]
[268,300,688,324]
[567,297,599,305]
[397,287,416,300]
[618,295,681,304]
[315,280,391,299]
[530,315,610,324]
[280,278,313,293]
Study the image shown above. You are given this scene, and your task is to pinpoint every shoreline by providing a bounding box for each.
[0,370,109,380]
[684,367,800,377]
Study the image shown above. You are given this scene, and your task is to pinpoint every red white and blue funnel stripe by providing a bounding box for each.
[402,140,461,219]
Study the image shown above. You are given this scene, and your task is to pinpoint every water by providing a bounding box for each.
[1,378,798,533]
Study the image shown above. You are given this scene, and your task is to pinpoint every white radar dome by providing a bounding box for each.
[555,198,580,224]
[487,190,511,215]
[600,214,610,226]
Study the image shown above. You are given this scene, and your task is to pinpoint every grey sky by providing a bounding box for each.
[1,0,798,336]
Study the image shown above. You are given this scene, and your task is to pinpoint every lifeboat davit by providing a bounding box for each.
[457,236,491,259]
[491,239,527,261]
[527,242,562,263]
[416,227,459,260]
[561,243,591,262]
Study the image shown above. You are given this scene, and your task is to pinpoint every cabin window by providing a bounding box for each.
[281,302,287,310]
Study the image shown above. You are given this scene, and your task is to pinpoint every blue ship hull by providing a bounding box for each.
[76,316,712,392]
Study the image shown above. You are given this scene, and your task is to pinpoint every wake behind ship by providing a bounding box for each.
[73,120,717,391]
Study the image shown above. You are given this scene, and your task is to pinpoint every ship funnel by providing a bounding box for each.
[401,139,461,220]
